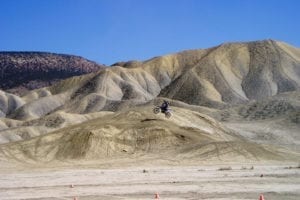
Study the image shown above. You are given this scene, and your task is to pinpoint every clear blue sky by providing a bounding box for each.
[0,0,299,65]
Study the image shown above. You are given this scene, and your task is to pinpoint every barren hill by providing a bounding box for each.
[0,52,105,95]
[0,40,299,166]
[2,106,297,166]
[4,40,299,120]
[160,40,300,107]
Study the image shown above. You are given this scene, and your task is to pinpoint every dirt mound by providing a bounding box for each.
[0,106,297,165]
[0,111,112,144]
[177,141,289,162]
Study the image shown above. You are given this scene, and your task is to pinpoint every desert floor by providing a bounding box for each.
[0,163,299,200]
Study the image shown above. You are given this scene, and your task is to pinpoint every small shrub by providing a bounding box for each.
[241,166,254,170]
[218,166,232,171]
[284,163,300,169]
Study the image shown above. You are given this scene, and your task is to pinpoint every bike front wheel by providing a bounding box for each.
[165,111,172,118]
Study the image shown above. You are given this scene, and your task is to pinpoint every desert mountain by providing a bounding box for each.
[4,39,300,120]
[0,52,105,95]
[0,39,299,165]
[160,40,300,107]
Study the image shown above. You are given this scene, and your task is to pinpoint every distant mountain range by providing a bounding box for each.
[0,52,105,95]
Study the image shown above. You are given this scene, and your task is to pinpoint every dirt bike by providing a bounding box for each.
[153,106,172,118]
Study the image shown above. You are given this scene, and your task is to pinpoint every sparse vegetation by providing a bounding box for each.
[241,166,254,170]
[0,52,104,95]
[218,166,232,171]
[238,100,294,120]
[284,163,300,169]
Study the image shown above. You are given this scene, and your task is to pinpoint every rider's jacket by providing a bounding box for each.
[161,101,169,111]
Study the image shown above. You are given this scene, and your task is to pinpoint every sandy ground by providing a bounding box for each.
[0,164,299,200]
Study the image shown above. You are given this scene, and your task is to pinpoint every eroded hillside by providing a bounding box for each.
[0,40,299,166]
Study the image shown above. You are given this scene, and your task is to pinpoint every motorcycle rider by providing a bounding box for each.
[160,100,170,113]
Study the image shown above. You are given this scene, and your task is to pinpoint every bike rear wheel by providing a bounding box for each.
[153,107,160,114]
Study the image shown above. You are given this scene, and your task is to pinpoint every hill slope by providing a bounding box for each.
[0,52,105,95]
[2,106,297,165]
[5,40,300,120]
[160,40,300,107]
[0,40,299,166]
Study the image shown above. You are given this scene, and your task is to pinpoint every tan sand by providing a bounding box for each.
[0,164,299,200]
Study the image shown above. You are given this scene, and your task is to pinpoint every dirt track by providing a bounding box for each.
[0,164,299,200]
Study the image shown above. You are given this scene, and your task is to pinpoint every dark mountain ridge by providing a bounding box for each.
[0,51,105,95]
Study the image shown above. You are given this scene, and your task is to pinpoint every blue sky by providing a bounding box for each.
[0,0,299,65]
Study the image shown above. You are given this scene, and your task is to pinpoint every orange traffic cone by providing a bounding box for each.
[259,194,265,200]
[154,192,160,199]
